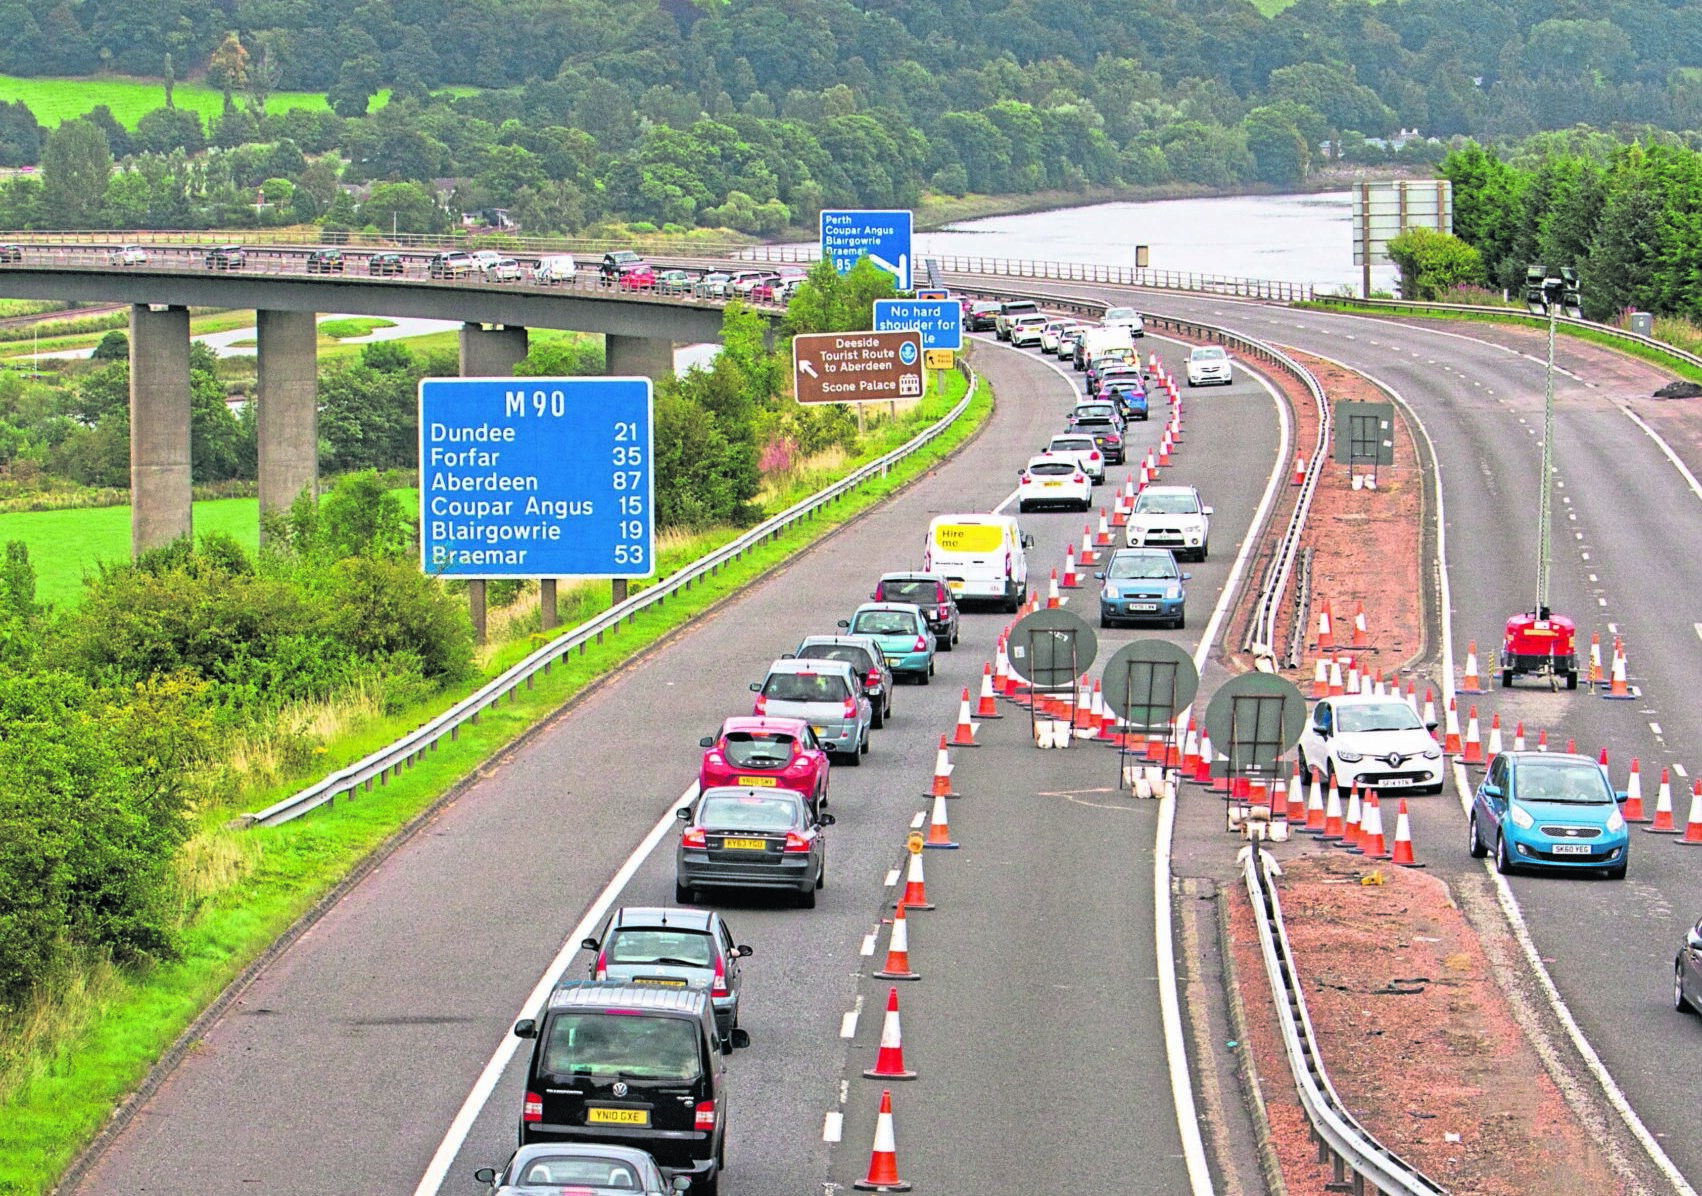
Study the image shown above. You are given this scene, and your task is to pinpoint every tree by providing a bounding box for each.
[1242,105,1310,186]
[40,119,111,228]
[1386,227,1486,300]
[360,181,440,234]
[207,31,250,101]
[163,52,175,108]
[91,331,128,362]
[328,55,383,118]
[246,38,279,116]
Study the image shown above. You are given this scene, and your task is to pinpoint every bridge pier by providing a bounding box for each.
[459,323,529,376]
[256,309,319,526]
[605,333,675,381]
[129,303,193,556]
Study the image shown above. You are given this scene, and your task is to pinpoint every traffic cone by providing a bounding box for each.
[1645,769,1678,833]
[1514,721,1526,752]
[1158,434,1172,467]
[1486,712,1503,757]
[1328,658,1345,697]
[873,907,920,981]
[1286,773,1306,823]
[1312,659,1329,699]
[1422,687,1437,733]
[1061,544,1081,589]
[1351,604,1370,649]
[1622,758,1650,822]
[1304,770,1327,832]
[1320,784,1346,840]
[1537,728,1549,752]
[949,688,979,748]
[1566,738,1577,755]
[975,664,1001,719]
[1390,799,1425,867]
[923,791,959,849]
[1193,732,1214,785]
[898,850,934,911]
[1461,705,1483,765]
[1046,570,1061,609]
[996,638,1019,699]
[1361,794,1389,859]
[1292,451,1306,486]
[925,735,957,799]
[1405,680,1419,715]
[1080,524,1098,567]
[1443,698,1462,755]
[1097,688,1120,743]
[1346,661,1361,695]
[1588,632,1603,687]
[1181,721,1201,773]
[1317,601,1334,650]
[1095,511,1112,547]
[1459,641,1486,693]
[1342,784,1365,853]
[863,989,918,1080]
[1605,638,1633,699]
[1599,746,1609,769]
[1680,783,1702,845]
[853,1090,912,1191]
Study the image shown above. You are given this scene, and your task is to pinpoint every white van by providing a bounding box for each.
[923,514,1033,612]
[1074,325,1135,371]
[535,254,577,285]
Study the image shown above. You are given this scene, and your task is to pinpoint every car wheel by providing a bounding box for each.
[1501,669,1514,688]
[951,625,960,647]
[1495,833,1515,875]
[697,1170,720,1196]
[1172,613,1186,630]
[816,855,826,889]
[798,880,817,909]
[1468,812,1487,858]
[1606,861,1627,880]
[1018,501,1029,513]
[1100,614,1111,629]
[939,633,954,653]
[1198,542,1209,562]
[1566,671,1579,690]
[870,704,884,730]
[929,658,936,677]
[842,745,861,767]
[675,879,696,904]
[1677,964,1693,1014]
[860,733,870,755]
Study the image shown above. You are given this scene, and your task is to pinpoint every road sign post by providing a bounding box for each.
[419,377,655,590]
[820,209,913,290]
[792,330,925,411]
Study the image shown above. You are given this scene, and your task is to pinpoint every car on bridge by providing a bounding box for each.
[204,244,246,270]
[474,1142,688,1194]
[304,248,344,274]
[618,263,659,291]
[1017,453,1093,513]
[108,244,148,266]
[1125,484,1211,559]
[0,244,20,264]
[1096,547,1188,629]
[486,257,524,282]
[698,715,831,813]
[1186,345,1234,386]
[675,786,834,907]
[1104,305,1145,337]
[580,906,752,1049]
[750,658,871,761]
[1298,692,1443,797]
[429,250,475,278]
[600,250,644,284]
[694,272,731,299]
[534,254,577,285]
[966,301,1001,332]
[1469,751,1629,878]
[366,252,405,276]
[657,268,696,294]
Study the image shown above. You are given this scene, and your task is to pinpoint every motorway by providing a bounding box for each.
[70,329,1283,1194]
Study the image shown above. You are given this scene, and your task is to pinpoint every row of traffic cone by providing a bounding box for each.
[1297,769,1425,867]
[1457,632,1635,699]
[1314,598,1373,651]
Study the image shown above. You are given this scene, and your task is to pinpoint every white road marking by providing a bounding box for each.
[1609,622,1619,634]
[1619,403,1702,505]
[1582,552,1590,561]
[412,784,700,1196]
[1651,723,1664,736]
[1599,597,1608,606]
[1589,574,1598,582]
[860,931,878,956]
[991,487,1020,514]
[909,811,926,829]
[1694,622,1702,645]
[823,1112,843,1143]
[1677,763,1689,779]
[883,868,900,887]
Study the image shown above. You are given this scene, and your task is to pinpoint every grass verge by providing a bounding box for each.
[0,74,478,129]
[1299,298,1702,385]
[0,372,990,1196]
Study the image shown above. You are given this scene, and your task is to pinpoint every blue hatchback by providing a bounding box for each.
[842,603,936,683]
[1469,751,1629,878]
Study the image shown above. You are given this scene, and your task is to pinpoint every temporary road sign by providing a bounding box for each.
[924,349,955,370]
[820,209,912,290]
[873,298,963,351]
[793,330,925,405]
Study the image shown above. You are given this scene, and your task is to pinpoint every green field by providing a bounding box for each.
[0,75,477,130]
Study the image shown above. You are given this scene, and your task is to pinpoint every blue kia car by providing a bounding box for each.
[1095,547,1188,630]
[841,602,936,683]
[1469,751,1629,878]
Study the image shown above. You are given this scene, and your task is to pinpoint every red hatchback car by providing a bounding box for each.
[617,264,657,291]
[698,716,830,815]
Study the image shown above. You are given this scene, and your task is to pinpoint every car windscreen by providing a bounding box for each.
[1515,762,1614,804]
[1192,347,1228,361]
[1106,555,1177,580]
[1135,493,1200,515]
[605,928,714,967]
[1106,307,1137,319]
[1074,405,1115,420]
[879,580,942,606]
[1336,703,1423,733]
[798,644,875,672]
[722,731,797,767]
[509,1156,644,1189]
[1049,438,1094,454]
[761,672,849,702]
[851,611,919,637]
[699,793,805,830]
[541,1012,702,1080]
[1028,461,1078,476]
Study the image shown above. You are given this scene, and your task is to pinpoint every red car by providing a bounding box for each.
[698,716,830,815]
[617,264,657,291]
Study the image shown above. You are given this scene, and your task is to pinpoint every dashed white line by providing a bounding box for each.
[1589,574,1598,582]
[908,811,926,829]
[1692,622,1702,645]
[1651,723,1664,737]
[1677,763,1689,779]
[823,1111,843,1142]
[1609,622,1619,634]
[860,931,879,957]
[883,867,900,887]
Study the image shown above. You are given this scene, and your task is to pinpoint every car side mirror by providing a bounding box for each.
[581,936,599,951]
[837,618,850,629]
[676,806,693,821]
[673,1177,693,1192]
[1203,506,1215,516]
[730,1027,751,1049]
[818,812,837,826]
[749,681,762,691]
[1093,571,1105,580]
[781,652,795,659]
[473,1168,498,1185]
[1689,929,1702,951]
[513,1019,537,1039]
[699,735,714,748]
[1181,572,1192,580]
[1022,534,1035,547]
[736,944,754,958]
[1425,721,1438,733]
[1481,783,1503,801]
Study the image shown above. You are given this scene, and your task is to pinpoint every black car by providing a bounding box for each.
[367,252,405,276]
[512,982,745,1194]
[871,571,960,651]
[0,244,21,264]
[966,301,1001,331]
[305,248,344,274]
[600,250,644,283]
[204,244,246,270]
[676,787,832,907]
[1067,401,1126,464]
[428,250,474,278]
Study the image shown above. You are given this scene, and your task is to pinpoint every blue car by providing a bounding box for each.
[1096,547,1188,630]
[1469,751,1629,878]
[842,603,936,683]
[1105,382,1149,422]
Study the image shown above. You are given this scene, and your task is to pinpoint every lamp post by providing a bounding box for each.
[1522,265,1582,617]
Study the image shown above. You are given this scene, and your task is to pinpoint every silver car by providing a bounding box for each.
[750,657,871,763]
[792,634,893,728]
[694,271,731,299]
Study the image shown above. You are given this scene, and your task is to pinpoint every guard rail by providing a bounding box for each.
[1243,846,1450,1196]
[245,364,978,828]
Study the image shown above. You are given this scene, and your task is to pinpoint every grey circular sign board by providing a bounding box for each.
[1102,641,1200,730]
[1202,673,1308,773]
[1006,607,1098,688]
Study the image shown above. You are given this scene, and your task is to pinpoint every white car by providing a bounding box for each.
[486,257,523,282]
[1045,433,1105,483]
[1039,321,1071,354]
[471,249,505,274]
[109,244,148,266]
[1017,453,1092,513]
[1103,306,1145,337]
[1297,693,1445,796]
[1009,314,1049,348]
[1187,345,1233,386]
[1125,484,1211,559]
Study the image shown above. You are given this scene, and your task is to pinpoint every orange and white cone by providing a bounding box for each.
[1351,605,1370,649]
[1312,659,1329,699]
[1513,721,1527,752]
[1621,758,1649,823]
[863,989,918,1080]
[1095,510,1112,547]
[1286,773,1306,823]
[853,1089,912,1191]
[1061,543,1081,588]
[1346,661,1361,695]
[1328,658,1346,697]
[1486,712,1503,757]
[1566,738,1577,755]
[1080,524,1098,567]
[1316,601,1334,650]
[1342,784,1365,853]
[1181,721,1201,773]
[1361,793,1389,859]
[1537,728,1549,752]
[1320,784,1346,840]
[898,850,935,911]
[1461,705,1483,765]
[1459,641,1486,693]
[1193,732,1214,785]
[1588,632,1603,686]
[975,664,1001,719]
[923,791,959,849]
[1304,769,1327,833]
[1405,680,1419,715]
[1605,638,1633,699]
[950,688,979,748]
[1046,569,1061,609]
[1422,688,1437,735]
[873,906,920,981]
[1292,451,1306,486]
[1390,799,1425,867]
[1443,697,1462,755]
[1647,769,1679,834]
[924,735,957,799]
[1680,782,1702,845]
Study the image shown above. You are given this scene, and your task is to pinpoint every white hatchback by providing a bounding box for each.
[1187,345,1233,386]
[1045,433,1105,483]
[1297,693,1445,795]
[1017,453,1092,513]
[109,244,148,266]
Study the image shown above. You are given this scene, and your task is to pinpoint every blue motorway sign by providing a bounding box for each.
[873,298,963,352]
[419,376,654,580]
[820,209,912,290]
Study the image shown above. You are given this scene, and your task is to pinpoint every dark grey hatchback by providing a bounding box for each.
[676,787,833,907]
[871,572,960,651]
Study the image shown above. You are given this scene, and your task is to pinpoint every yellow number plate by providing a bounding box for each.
[1043,481,1063,488]
[736,775,778,786]
[588,1108,649,1126]
[723,837,766,850]
[633,976,687,987]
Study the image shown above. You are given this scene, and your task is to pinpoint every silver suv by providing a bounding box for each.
[750,658,872,763]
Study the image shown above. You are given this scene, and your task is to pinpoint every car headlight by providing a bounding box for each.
[1335,750,1363,763]
[1508,805,1534,830]
[1421,748,1442,760]
[1606,810,1626,833]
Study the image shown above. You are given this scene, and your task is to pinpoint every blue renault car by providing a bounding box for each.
[1095,547,1188,630]
[841,603,936,683]
[1469,751,1629,878]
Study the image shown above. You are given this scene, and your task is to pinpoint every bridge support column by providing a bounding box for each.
[459,323,528,376]
[605,334,675,382]
[129,304,192,556]
[256,309,318,526]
